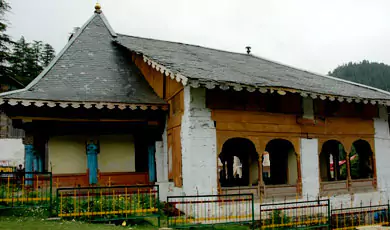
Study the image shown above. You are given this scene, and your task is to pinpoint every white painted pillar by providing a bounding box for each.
[300,97,319,199]
[374,105,390,200]
[181,86,217,196]
[155,117,168,182]
[155,116,171,201]
[300,138,320,199]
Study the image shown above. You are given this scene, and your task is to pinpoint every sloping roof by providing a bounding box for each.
[116,34,390,104]
[0,12,166,110]
[2,6,390,108]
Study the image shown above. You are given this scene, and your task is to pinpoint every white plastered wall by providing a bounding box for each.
[98,134,135,172]
[374,105,390,201]
[48,134,135,174]
[300,138,320,199]
[181,86,218,196]
[155,118,168,183]
[48,135,87,174]
[155,116,179,201]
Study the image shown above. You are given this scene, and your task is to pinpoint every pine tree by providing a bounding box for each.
[28,40,43,77]
[41,43,55,67]
[9,37,55,86]
[9,36,29,85]
[329,60,390,92]
[0,0,56,91]
[0,0,13,83]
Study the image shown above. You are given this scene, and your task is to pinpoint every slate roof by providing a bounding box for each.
[0,12,166,106]
[116,34,390,101]
[2,7,390,105]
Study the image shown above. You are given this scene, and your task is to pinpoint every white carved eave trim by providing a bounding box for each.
[136,51,390,106]
[0,98,168,111]
[142,55,189,86]
[186,79,390,105]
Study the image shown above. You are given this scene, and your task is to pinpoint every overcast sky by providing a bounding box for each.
[6,0,390,74]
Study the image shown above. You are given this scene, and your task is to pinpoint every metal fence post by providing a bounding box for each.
[251,193,255,230]
[259,203,262,230]
[387,199,390,226]
[56,187,59,217]
[328,199,331,230]
[157,185,160,228]
[166,196,170,228]
[49,172,53,216]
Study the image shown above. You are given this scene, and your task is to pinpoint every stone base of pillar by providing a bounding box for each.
[156,181,184,201]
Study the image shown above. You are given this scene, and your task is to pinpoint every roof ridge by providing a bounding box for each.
[0,12,116,98]
[117,33,244,55]
[117,33,390,97]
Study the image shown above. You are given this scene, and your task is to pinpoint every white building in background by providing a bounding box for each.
[0,139,24,167]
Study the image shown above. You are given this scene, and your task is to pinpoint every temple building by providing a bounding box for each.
[1,4,390,206]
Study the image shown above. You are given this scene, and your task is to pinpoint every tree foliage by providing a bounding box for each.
[8,37,55,86]
[329,60,390,92]
[0,0,56,91]
[0,0,12,81]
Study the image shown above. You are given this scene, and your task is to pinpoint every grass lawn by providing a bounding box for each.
[0,217,252,230]
[0,217,157,230]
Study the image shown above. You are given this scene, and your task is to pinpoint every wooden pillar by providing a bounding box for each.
[296,153,302,195]
[258,154,263,185]
[86,140,99,185]
[23,133,34,185]
[346,152,352,190]
[148,143,156,183]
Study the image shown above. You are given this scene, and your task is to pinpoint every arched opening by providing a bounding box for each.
[219,138,259,187]
[319,140,347,182]
[350,140,374,179]
[263,139,297,185]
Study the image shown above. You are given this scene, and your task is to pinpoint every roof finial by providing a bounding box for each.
[246,46,251,55]
[94,2,102,13]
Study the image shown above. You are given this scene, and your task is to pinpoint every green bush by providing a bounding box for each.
[57,193,159,220]
[262,209,291,229]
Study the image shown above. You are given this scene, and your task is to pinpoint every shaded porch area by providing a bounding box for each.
[33,121,162,188]
[3,103,167,188]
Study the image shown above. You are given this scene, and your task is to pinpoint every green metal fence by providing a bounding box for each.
[331,202,390,229]
[259,199,330,229]
[56,185,160,226]
[0,172,52,209]
[166,193,254,229]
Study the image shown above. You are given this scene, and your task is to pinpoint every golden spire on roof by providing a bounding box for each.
[94,2,102,13]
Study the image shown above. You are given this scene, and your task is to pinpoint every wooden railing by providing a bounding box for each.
[260,184,300,201]
[320,178,375,196]
[53,172,149,188]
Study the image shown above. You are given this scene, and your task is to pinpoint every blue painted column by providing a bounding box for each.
[37,154,43,173]
[24,144,34,185]
[33,154,38,172]
[148,143,156,182]
[86,141,99,185]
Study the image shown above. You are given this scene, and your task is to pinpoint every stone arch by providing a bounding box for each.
[263,139,297,185]
[350,139,374,179]
[219,138,259,187]
[319,140,347,182]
